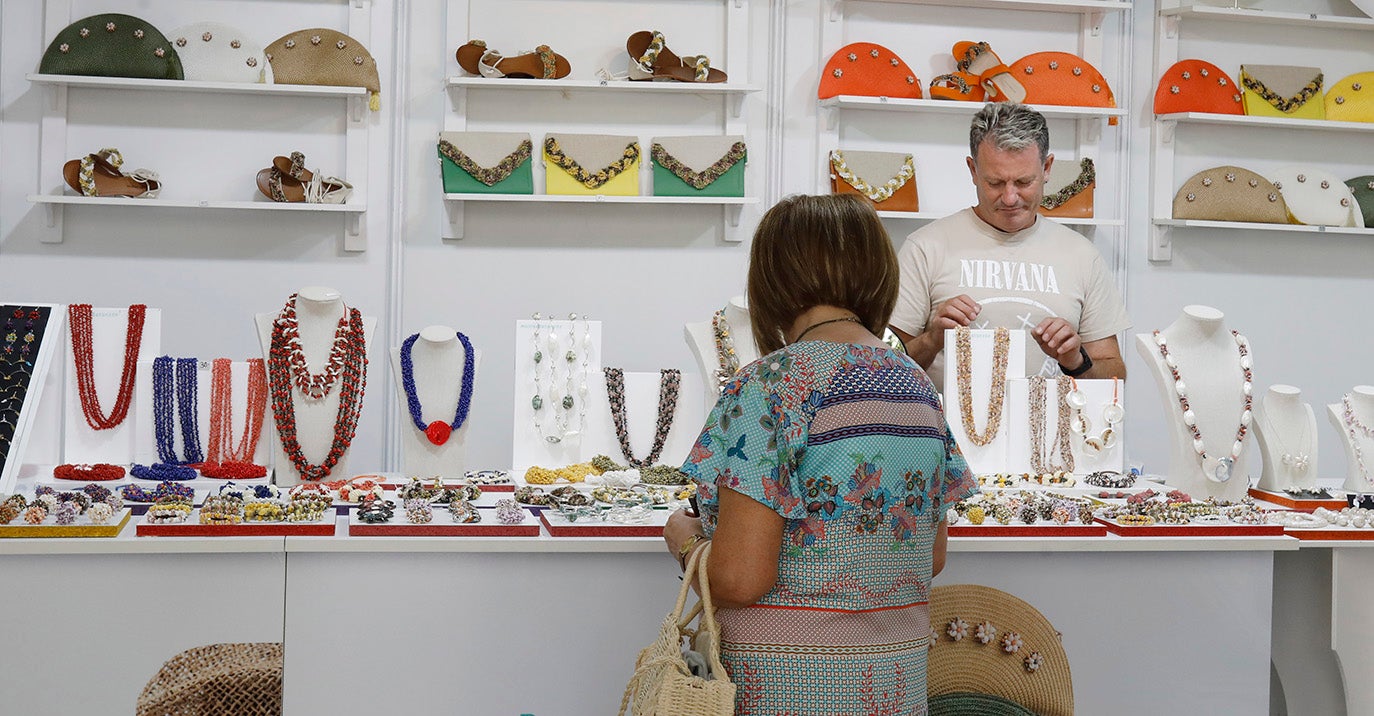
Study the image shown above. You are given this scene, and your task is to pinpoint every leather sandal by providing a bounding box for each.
[455,40,571,79]
[929,71,987,102]
[62,149,161,198]
[953,41,1026,103]
[256,153,352,204]
[625,30,727,83]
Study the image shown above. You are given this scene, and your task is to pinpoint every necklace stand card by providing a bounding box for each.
[0,305,64,494]
[391,326,480,478]
[256,290,376,488]
[128,358,272,485]
[943,327,1027,475]
[62,305,162,466]
[1004,377,1125,480]
[1330,386,1374,495]
[512,317,602,469]
[580,368,705,474]
[1253,386,1317,493]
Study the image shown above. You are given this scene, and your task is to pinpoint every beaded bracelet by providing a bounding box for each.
[494,498,525,525]
[53,463,126,482]
[58,491,92,514]
[524,466,559,485]
[357,497,395,524]
[640,465,690,486]
[284,500,326,523]
[196,461,268,479]
[0,504,19,525]
[130,463,197,482]
[514,486,553,506]
[464,469,511,485]
[557,462,598,483]
[404,499,433,524]
[448,499,481,524]
[81,484,113,503]
[53,501,78,525]
[244,501,285,522]
[1116,514,1155,526]
[589,455,625,474]
[396,478,439,501]
[23,505,48,524]
[87,502,114,525]
[1084,470,1135,489]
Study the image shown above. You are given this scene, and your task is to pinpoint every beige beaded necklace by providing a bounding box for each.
[955,327,1009,447]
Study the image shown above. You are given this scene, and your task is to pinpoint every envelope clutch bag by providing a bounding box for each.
[543,134,640,196]
[1240,65,1324,120]
[829,150,917,212]
[266,28,381,110]
[438,132,534,195]
[818,43,922,100]
[1039,158,1094,219]
[1270,167,1359,227]
[650,136,746,198]
[39,14,184,80]
[1154,59,1242,115]
[1324,72,1374,123]
[1173,166,1288,224]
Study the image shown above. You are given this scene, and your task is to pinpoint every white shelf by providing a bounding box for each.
[822,96,1125,125]
[1159,5,1374,31]
[446,77,760,95]
[1157,112,1374,134]
[1152,218,1374,235]
[849,0,1130,11]
[27,73,368,99]
[28,195,365,212]
[878,210,1123,227]
[443,194,757,205]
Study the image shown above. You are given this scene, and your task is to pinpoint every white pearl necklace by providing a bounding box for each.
[1341,394,1374,488]
[1067,377,1122,453]
[1152,329,1253,483]
[1257,401,1311,476]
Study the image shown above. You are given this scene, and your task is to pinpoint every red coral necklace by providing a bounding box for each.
[68,304,146,431]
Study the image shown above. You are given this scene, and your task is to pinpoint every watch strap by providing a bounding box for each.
[1060,346,1093,377]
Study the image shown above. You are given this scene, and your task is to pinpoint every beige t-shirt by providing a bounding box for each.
[890,208,1130,390]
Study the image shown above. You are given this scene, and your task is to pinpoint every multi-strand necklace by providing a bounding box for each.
[199,358,267,479]
[400,330,475,446]
[529,313,590,444]
[68,303,146,431]
[1028,375,1074,474]
[712,307,741,393]
[954,326,1010,447]
[267,295,367,481]
[1152,329,1253,483]
[604,367,681,468]
[151,356,204,465]
[1341,394,1374,487]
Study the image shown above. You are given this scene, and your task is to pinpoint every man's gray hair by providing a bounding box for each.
[969,103,1050,162]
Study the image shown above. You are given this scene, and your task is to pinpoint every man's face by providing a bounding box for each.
[967,141,1052,234]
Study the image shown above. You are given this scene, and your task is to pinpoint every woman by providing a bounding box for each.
[667,193,978,715]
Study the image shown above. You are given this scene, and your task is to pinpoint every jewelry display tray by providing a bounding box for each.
[361,472,514,492]
[1095,517,1285,537]
[948,521,1108,537]
[1248,487,1350,511]
[136,511,335,537]
[347,505,538,537]
[539,508,669,537]
[0,509,130,538]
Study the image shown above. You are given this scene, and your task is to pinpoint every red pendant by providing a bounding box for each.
[425,421,452,446]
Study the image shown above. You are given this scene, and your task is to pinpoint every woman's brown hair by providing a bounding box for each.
[747,194,899,354]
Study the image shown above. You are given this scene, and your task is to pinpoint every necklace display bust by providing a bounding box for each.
[1254,385,1317,492]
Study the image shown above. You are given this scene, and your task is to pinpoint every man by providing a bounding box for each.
[889,103,1129,388]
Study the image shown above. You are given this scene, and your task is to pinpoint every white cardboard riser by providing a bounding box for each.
[132,359,270,468]
[1005,378,1126,477]
[62,307,161,465]
[943,328,1026,474]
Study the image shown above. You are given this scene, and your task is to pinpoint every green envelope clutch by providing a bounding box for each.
[1348,176,1374,228]
[39,14,184,80]
[438,132,534,195]
[650,136,747,198]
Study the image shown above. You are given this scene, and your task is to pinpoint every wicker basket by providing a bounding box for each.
[136,642,283,716]
[928,585,1073,716]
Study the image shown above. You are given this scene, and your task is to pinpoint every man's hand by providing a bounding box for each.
[1031,317,1083,369]
[920,295,981,348]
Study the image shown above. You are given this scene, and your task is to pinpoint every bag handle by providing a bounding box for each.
[680,542,731,684]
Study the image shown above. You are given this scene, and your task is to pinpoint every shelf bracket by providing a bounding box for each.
[344,213,365,252]
[45,84,62,112]
[443,199,465,240]
[1165,16,1181,40]
[40,203,64,242]
[729,92,745,118]
[828,1,843,23]
[1088,11,1104,37]
[1150,224,1173,262]
[348,96,365,124]
[822,105,838,132]
[1159,118,1177,144]
[735,0,745,8]
[353,0,365,8]
[724,204,743,228]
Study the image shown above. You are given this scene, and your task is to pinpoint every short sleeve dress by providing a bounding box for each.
[681,341,977,716]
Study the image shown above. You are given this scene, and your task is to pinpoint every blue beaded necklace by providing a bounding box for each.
[152,356,204,464]
[400,331,475,446]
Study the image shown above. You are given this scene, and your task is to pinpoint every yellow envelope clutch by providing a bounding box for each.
[543,134,640,196]
[1325,72,1374,123]
[1240,65,1324,120]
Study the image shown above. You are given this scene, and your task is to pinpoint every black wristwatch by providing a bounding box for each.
[1060,347,1093,377]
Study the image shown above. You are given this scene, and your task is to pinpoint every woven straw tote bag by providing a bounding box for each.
[136,642,282,716]
[619,542,735,716]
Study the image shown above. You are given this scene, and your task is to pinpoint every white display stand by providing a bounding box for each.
[255,288,377,487]
[511,318,603,468]
[1254,385,1318,493]
[683,295,758,411]
[0,304,64,494]
[1328,385,1374,495]
[61,306,162,465]
[390,325,482,478]
[1135,305,1254,502]
[943,329,1027,474]
[130,359,271,477]
[580,369,706,472]
[1005,377,1124,476]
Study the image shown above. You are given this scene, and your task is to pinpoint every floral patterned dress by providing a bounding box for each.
[682,341,977,716]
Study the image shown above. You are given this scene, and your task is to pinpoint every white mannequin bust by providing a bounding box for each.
[1135,305,1254,501]
[684,296,759,409]
[390,325,481,478]
[1327,385,1374,494]
[255,287,377,487]
[1254,385,1318,492]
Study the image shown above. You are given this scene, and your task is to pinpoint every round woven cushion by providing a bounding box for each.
[930,692,1038,716]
